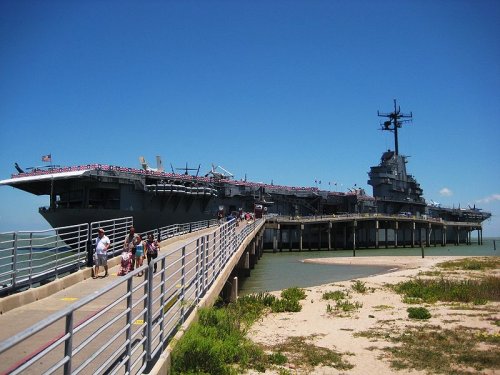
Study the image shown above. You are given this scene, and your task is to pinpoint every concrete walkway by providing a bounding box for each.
[0,225,228,374]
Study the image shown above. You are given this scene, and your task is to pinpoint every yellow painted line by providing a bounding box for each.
[61,297,78,301]
[134,319,144,325]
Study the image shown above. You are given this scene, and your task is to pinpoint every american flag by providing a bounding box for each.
[42,154,52,162]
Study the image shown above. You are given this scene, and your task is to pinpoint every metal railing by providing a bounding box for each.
[0,217,220,296]
[158,219,218,241]
[0,224,89,293]
[0,218,263,375]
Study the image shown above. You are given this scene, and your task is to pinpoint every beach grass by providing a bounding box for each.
[437,257,500,271]
[392,276,500,304]
[262,335,354,372]
[171,287,318,374]
[356,325,500,374]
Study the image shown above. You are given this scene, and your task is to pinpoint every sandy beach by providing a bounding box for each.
[246,256,500,374]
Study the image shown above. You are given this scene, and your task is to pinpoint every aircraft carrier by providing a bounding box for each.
[0,101,491,232]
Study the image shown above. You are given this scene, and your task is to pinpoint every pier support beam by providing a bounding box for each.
[411,222,415,248]
[318,225,322,250]
[343,225,347,249]
[375,220,379,249]
[299,224,303,251]
[328,222,332,251]
[229,276,238,303]
[273,224,280,253]
[352,221,357,252]
[394,221,398,248]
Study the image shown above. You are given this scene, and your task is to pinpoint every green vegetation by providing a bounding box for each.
[171,288,310,374]
[351,280,368,293]
[438,257,500,271]
[263,336,354,372]
[322,290,347,301]
[323,288,362,315]
[280,286,306,301]
[393,276,500,304]
[407,306,431,320]
[356,325,500,374]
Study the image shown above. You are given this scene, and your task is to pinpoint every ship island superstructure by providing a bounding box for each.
[367,100,490,224]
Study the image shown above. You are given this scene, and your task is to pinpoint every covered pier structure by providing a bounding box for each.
[264,214,485,252]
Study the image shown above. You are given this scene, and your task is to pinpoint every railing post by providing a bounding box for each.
[55,231,59,278]
[77,226,82,270]
[204,234,209,291]
[64,312,74,374]
[180,246,186,323]
[28,232,33,288]
[146,263,154,360]
[125,277,134,374]
[142,266,149,359]
[12,232,18,289]
[86,234,93,268]
[195,239,200,303]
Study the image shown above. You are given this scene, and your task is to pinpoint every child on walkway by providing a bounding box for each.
[135,235,145,276]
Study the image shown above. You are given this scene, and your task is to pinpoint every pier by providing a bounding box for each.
[0,217,266,375]
[0,214,485,374]
[263,214,484,252]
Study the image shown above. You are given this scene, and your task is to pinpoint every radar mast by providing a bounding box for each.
[377,99,413,155]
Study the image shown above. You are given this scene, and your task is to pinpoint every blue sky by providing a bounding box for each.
[1,0,499,236]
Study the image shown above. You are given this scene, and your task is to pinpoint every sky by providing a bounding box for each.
[0,0,499,236]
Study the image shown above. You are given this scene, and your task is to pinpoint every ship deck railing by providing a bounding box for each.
[268,213,483,227]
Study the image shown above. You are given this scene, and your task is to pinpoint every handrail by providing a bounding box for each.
[0,218,264,375]
[0,224,89,294]
[0,217,219,296]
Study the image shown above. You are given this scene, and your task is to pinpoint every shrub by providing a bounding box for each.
[271,298,302,313]
[268,351,288,365]
[171,288,307,374]
[281,287,306,301]
[407,306,431,320]
[393,277,500,304]
[323,290,347,301]
[351,280,367,293]
[336,299,363,312]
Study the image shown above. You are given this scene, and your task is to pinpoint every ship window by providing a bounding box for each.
[89,188,120,209]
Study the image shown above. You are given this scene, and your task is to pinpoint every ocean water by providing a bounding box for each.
[238,237,500,295]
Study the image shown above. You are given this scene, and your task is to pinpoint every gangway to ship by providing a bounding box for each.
[0,216,266,374]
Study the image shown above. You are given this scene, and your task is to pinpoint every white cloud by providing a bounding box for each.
[476,194,500,204]
[439,187,453,197]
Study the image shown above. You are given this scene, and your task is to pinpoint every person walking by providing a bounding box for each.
[93,228,111,278]
[135,235,145,276]
[145,234,160,272]
[123,227,139,271]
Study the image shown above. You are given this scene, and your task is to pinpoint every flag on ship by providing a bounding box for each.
[42,154,52,162]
